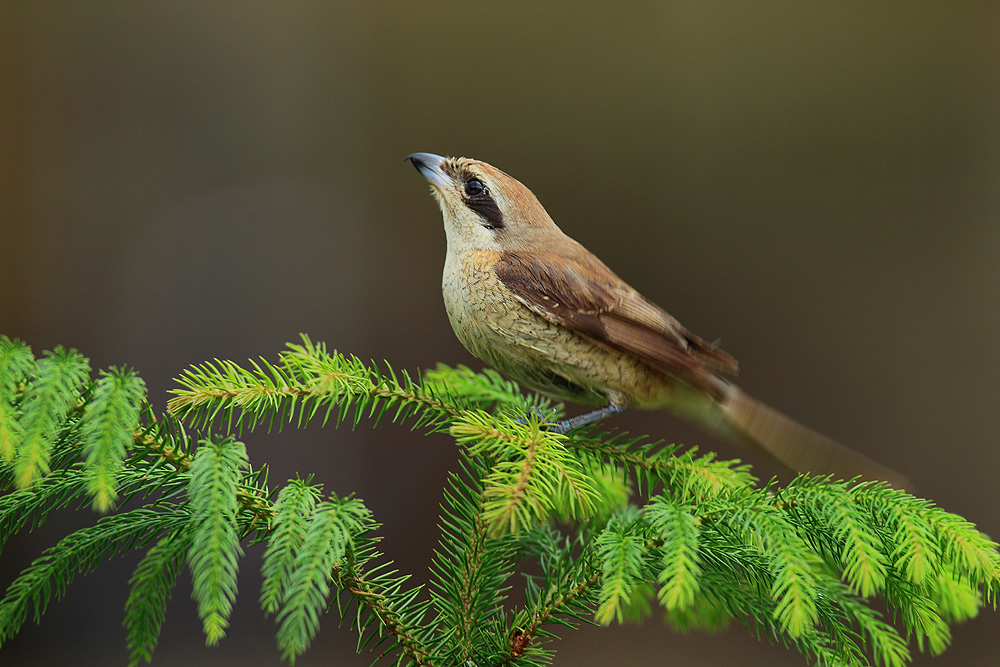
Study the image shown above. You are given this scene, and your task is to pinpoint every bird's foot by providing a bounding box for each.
[513,407,565,431]
[515,404,626,435]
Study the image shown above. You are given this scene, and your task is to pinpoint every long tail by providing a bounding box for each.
[717,389,910,489]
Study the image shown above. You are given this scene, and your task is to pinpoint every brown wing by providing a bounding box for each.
[493,249,737,397]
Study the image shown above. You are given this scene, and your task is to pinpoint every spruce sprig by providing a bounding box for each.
[0,506,192,644]
[124,528,192,666]
[0,336,36,463]
[80,366,147,511]
[187,435,248,645]
[428,455,517,663]
[273,493,370,662]
[168,335,464,434]
[11,345,90,487]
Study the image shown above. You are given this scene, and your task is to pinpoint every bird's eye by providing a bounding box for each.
[464,178,485,197]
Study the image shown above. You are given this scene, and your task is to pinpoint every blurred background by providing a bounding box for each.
[2,2,998,665]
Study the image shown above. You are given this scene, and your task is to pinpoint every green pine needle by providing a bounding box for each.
[646,496,702,612]
[429,455,516,662]
[260,478,323,616]
[452,410,599,537]
[1,335,998,667]
[0,507,190,644]
[708,490,823,638]
[80,367,147,511]
[11,346,90,487]
[0,336,36,463]
[187,436,248,645]
[125,529,192,666]
[273,495,370,662]
[595,510,649,625]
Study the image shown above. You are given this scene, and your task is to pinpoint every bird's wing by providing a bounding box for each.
[493,249,737,397]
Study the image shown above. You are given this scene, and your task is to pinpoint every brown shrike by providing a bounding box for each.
[407,152,907,488]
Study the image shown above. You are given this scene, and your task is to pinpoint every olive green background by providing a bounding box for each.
[2,3,998,665]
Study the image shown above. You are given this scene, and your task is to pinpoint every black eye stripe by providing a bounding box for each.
[460,173,504,229]
[466,197,504,229]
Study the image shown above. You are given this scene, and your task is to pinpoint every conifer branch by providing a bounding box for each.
[0,336,36,462]
[0,506,192,644]
[332,559,436,667]
[510,532,604,663]
[0,335,997,667]
[167,336,465,435]
[274,494,370,662]
[187,436,248,645]
[429,456,516,664]
[80,366,146,511]
[125,529,192,666]
[12,346,90,487]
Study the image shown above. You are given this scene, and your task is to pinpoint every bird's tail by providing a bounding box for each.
[715,388,910,489]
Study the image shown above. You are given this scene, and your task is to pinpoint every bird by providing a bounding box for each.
[406,152,908,488]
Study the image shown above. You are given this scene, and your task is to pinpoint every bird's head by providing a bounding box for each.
[406,153,560,253]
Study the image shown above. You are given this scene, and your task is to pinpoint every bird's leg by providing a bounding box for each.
[513,404,626,433]
[547,404,626,435]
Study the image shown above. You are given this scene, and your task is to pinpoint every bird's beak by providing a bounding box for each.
[406,152,450,189]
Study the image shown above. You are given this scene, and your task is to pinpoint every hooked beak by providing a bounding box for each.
[406,152,450,189]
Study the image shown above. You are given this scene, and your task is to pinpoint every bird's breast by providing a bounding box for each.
[441,249,528,360]
[441,249,673,406]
